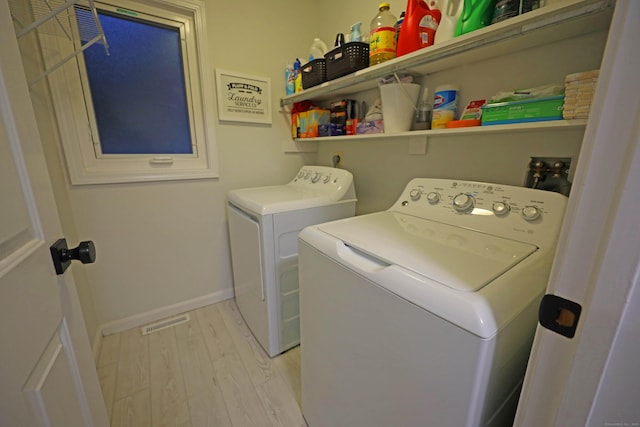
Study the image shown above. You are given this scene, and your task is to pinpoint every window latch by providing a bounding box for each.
[149,156,174,165]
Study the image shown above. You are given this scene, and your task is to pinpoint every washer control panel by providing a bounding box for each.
[392,178,568,245]
[289,166,355,201]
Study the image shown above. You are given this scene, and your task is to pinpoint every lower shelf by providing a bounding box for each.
[294,119,588,142]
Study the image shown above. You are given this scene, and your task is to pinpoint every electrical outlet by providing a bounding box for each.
[332,151,343,167]
[525,157,572,195]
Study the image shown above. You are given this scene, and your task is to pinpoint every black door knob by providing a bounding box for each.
[50,238,97,275]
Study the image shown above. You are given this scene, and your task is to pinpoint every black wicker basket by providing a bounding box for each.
[301,59,327,89]
[324,42,369,81]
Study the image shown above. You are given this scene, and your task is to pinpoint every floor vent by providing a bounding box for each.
[141,314,190,335]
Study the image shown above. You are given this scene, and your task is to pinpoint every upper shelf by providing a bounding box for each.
[280,0,614,107]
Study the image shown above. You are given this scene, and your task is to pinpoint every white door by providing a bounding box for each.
[514,1,640,425]
[0,2,109,426]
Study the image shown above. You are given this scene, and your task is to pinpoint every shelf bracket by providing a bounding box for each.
[408,134,428,155]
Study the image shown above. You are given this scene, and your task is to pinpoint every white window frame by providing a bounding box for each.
[42,0,218,185]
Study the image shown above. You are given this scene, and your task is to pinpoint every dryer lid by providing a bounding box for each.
[317,211,537,292]
[228,185,338,215]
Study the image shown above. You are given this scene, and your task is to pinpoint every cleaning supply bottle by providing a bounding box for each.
[454,0,496,37]
[350,22,363,42]
[432,0,463,44]
[309,38,328,61]
[293,59,303,93]
[396,0,441,56]
[431,84,459,128]
[285,63,295,95]
[395,11,405,46]
[492,0,541,24]
[369,2,397,65]
[412,87,433,130]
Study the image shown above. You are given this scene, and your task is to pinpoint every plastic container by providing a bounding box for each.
[324,42,369,81]
[294,59,303,93]
[431,84,459,129]
[379,82,421,133]
[285,63,295,95]
[397,0,441,56]
[309,38,328,61]
[395,12,405,46]
[369,2,397,65]
[350,22,363,42]
[492,0,542,23]
[433,0,463,44]
[301,59,326,89]
[412,87,433,130]
[454,0,496,37]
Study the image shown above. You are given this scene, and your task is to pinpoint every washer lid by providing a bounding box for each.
[317,211,537,292]
[228,185,338,215]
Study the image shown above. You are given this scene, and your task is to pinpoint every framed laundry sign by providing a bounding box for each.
[215,69,272,124]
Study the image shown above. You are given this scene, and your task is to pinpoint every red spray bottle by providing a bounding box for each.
[396,0,442,56]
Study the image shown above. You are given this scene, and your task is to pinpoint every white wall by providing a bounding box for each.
[22,0,609,344]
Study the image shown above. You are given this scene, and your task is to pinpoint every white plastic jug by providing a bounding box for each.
[432,0,463,44]
[309,38,328,61]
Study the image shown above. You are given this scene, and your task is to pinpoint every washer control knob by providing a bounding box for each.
[297,170,305,179]
[426,192,440,204]
[409,189,422,201]
[522,205,542,221]
[311,172,321,183]
[323,175,331,183]
[452,193,474,213]
[492,201,511,216]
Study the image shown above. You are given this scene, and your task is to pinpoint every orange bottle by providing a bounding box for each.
[396,0,442,56]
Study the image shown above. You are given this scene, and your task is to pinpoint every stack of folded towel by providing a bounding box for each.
[563,69,599,120]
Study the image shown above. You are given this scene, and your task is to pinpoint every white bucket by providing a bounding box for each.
[379,82,421,133]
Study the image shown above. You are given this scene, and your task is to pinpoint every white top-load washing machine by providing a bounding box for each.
[227,166,356,357]
[298,178,567,427]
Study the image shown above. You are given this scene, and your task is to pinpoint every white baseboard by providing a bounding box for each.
[98,288,234,337]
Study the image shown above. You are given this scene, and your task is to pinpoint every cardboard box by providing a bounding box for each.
[481,96,565,125]
[298,109,330,138]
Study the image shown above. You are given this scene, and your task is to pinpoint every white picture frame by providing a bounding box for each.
[215,69,272,124]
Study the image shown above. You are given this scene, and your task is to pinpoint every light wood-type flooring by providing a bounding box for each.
[96,299,307,427]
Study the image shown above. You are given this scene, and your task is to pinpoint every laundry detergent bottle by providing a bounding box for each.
[454,0,496,36]
[432,0,463,44]
[396,0,441,56]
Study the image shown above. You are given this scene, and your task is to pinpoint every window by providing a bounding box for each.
[44,0,218,184]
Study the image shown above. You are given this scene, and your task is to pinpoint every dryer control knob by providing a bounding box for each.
[452,193,474,213]
[409,189,422,201]
[323,175,331,183]
[492,201,510,216]
[426,192,440,204]
[522,206,541,221]
[311,172,321,183]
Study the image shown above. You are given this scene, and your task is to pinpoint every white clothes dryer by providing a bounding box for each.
[298,178,567,427]
[227,166,356,357]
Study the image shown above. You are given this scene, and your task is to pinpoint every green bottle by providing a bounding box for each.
[454,0,497,36]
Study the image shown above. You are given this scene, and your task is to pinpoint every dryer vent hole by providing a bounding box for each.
[140,313,190,335]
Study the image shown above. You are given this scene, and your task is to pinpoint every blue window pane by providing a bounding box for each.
[81,11,192,155]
